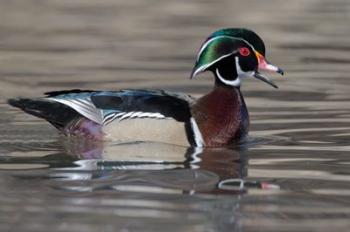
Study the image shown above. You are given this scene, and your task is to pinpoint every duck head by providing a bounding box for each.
[191,28,284,88]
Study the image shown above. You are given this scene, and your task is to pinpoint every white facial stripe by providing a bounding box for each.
[196,36,228,61]
[193,51,236,77]
[196,35,256,61]
[215,68,241,87]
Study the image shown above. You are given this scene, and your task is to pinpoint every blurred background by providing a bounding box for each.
[0,0,348,99]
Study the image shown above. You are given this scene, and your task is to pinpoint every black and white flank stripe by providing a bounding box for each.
[103,111,168,125]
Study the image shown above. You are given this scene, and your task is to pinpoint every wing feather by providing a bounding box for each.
[47,89,194,126]
[49,96,104,125]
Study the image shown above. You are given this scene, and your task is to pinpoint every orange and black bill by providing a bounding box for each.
[254,51,284,88]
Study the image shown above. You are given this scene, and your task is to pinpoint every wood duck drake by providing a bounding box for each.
[8,28,283,147]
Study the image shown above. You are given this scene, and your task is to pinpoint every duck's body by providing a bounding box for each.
[192,86,249,146]
[9,86,248,147]
[8,28,283,147]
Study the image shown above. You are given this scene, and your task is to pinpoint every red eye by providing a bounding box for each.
[239,47,250,56]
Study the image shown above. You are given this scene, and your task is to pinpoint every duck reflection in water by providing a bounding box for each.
[0,139,279,194]
[51,139,279,194]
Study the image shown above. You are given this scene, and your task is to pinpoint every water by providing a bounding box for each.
[1,0,350,231]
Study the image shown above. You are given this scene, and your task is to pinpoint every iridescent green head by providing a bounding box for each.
[191,28,284,88]
[209,28,266,56]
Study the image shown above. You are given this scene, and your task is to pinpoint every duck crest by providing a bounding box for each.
[191,86,249,147]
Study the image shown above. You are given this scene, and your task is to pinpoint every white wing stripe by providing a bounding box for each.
[103,111,167,125]
[103,112,125,125]
[130,112,142,118]
[104,113,116,122]
[119,111,135,121]
[138,112,166,119]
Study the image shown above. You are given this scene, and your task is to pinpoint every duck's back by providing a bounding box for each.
[8,89,197,146]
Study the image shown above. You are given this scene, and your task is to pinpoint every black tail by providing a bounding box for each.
[8,98,80,130]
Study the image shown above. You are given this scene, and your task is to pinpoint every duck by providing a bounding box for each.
[8,28,283,147]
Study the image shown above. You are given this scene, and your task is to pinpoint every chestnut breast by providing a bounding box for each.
[191,86,249,147]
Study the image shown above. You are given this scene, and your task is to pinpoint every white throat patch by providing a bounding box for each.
[235,56,255,79]
[215,68,241,87]
[215,57,255,87]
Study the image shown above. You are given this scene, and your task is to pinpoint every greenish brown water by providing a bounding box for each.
[1,0,350,231]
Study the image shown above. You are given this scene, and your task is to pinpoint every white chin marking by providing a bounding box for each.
[215,68,241,87]
[235,57,255,79]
